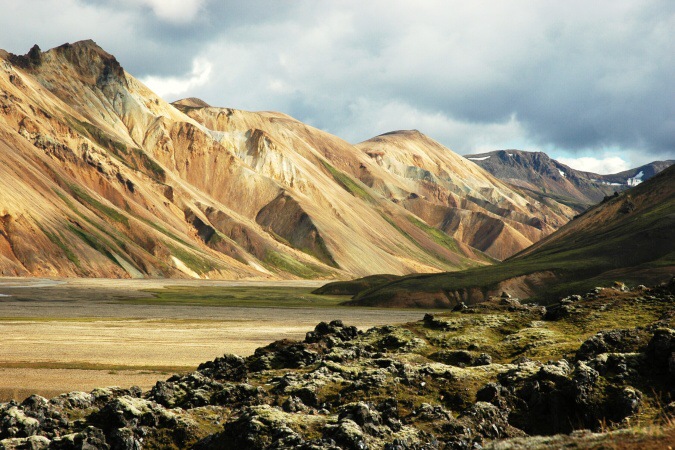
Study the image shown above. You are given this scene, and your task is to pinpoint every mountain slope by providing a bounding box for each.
[601,160,674,186]
[0,41,582,279]
[0,40,512,279]
[353,132,575,260]
[170,104,495,275]
[345,164,675,307]
[464,149,673,210]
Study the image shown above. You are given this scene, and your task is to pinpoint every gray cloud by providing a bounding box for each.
[1,0,673,171]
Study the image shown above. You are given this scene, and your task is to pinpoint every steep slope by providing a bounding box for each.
[465,149,673,210]
[0,40,502,279]
[344,164,675,307]
[355,132,576,260]
[0,43,268,279]
[172,104,494,275]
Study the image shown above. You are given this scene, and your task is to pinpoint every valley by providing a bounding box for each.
[0,278,423,402]
[0,39,672,449]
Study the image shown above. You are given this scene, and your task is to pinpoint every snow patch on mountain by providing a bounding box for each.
[627,171,644,186]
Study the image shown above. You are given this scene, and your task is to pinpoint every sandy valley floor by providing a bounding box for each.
[0,278,425,401]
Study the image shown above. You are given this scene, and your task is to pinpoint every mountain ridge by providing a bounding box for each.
[0,40,576,279]
[464,149,673,210]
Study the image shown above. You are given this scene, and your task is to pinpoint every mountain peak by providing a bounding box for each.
[42,40,127,88]
[51,39,118,64]
[8,43,43,68]
[376,129,423,138]
[172,97,212,109]
[464,149,674,210]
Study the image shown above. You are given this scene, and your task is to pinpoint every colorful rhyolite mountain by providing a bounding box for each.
[0,41,578,279]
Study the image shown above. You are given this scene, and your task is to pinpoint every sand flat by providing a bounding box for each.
[0,278,425,401]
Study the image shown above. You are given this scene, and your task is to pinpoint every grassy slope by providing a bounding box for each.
[312,274,401,295]
[350,165,675,306]
[124,286,348,308]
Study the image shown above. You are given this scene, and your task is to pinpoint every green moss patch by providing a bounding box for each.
[38,225,81,269]
[263,250,333,279]
[320,160,375,203]
[166,243,219,275]
[68,183,129,227]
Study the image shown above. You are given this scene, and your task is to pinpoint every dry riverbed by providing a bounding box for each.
[0,278,427,401]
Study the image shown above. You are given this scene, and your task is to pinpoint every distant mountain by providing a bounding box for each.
[463,150,673,210]
[599,160,674,186]
[340,163,675,307]
[0,41,575,278]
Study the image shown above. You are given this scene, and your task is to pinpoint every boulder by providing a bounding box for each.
[197,406,307,450]
[0,407,39,440]
[429,350,492,367]
[50,427,109,450]
[305,320,358,344]
[197,353,247,381]
[248,340,320,371]
[0,435,50,450]
[323,419,367,450]
[646,328,675,370]
[575,329,645,361]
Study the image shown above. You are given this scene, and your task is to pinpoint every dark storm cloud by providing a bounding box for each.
[1,0,673,171]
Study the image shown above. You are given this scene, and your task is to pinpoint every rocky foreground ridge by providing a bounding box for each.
[1,282,673,449]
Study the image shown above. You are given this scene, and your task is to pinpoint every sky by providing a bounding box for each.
[1,0,673,173]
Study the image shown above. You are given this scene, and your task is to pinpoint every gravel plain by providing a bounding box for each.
[0,278,425,401]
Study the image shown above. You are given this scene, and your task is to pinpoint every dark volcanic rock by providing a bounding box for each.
[195,406,307,450]
[646,328,675,370]
[197,353,247,382]
[429,350,492,367]
[50,426,109,450]
[0,405,40,440]
[0,289,672,450]
[576,329,645,360]
[248,340,320,371]
[305,320,359,344]
[544,303,574,321]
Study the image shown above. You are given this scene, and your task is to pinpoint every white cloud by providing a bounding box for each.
[331,99,529,153]
[133,0,205,23]
[141,58,212,99]
[557,156,630,174]
[2,0,673,164]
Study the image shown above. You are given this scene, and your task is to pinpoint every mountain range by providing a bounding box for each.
[332,163,675,306]
[464,149,673,211]
[0,40,582,279]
